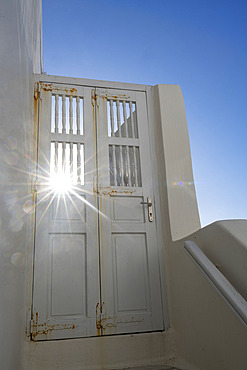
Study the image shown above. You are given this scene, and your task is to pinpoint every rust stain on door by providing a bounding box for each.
[40,82,78,95]
[95,186,135,196]
[31,312,77,339]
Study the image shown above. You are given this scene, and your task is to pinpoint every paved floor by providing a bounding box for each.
[117,366,181,370]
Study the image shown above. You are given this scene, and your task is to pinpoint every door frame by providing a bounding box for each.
[26,74,169,339]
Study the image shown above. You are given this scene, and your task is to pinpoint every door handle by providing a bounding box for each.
[140,196,153,222]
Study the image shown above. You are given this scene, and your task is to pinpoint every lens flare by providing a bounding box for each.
[50,171,73,194]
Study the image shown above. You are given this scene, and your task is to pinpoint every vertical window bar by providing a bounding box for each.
[51,96,55,133]
[69,96,73,134]
[132,103,138,138]
[81,145,84,185]
[62,142,66,171]
[123,101,129,138]
[122,146,127,186]
[65,143,69,177]
[133,146,138,187]
[55,142,58,172]
[110,99,115,137]
[107,101,111,137]
[50,142,54,174]
[55,95,59,133]
[116,146,120,186]
[72,144,77,184]
[136,146,142,186]
[116,100,121,138]
[109,146,113,185]
[119,145,124,186]
[80,99,84,135]
[76,96,80,135]
[77,143,81,184]
[58,143,62,173]
[70,142,73,177]
[129,101,134,138]
[65,97,69,133]
[130,146,135,187]
[126,146,131,186]
[62,95,66,134]
[112,144,117,186]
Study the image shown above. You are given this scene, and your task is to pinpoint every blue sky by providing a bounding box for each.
[43,0,247,226]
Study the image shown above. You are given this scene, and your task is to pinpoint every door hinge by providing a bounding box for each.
[30,312,38,337]
[34,82,41,100]
[31,178,40,194]
[91,89,96,106]
[91,89,99,107]
[96,302,105,332]
[31,181,37,194]
[30,319,34,334]
[31,172,41,194]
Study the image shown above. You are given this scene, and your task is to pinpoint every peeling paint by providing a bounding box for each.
[34,82,40,100]
[32,324,77,338]
[91,89,96,107]
[96,304,145,332]
[31,312,77,339]
[40,82,78,95]
[40,82,53,92]
[101,315,144,329]
[95,186,135,196]
[98,93,130,101]
[96,302,101,335]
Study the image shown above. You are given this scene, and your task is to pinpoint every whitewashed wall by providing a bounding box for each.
[151,85,247,370]
[0,0,42,369]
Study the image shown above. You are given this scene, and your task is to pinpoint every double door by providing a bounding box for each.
[32,81,164,340]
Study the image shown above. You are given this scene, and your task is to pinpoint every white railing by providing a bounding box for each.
[184,240,247,329]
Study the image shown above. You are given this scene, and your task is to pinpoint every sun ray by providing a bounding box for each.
[66,192,99,234]
[35,188,56,208]
[70,185,94,196]
[70,189,108,220]
[54,193,61,220]
[61,193,74,236]
[66,192,86,222]
[36,191,57,227]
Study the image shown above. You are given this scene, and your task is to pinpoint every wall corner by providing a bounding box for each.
[151,84,200,241]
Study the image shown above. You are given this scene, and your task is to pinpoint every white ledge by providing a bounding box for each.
[184,240,247,329]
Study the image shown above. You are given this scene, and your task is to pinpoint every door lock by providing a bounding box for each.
[140,196,153,222]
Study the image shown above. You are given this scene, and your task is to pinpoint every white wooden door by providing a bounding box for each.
[32,84,100,340]
[96,88,163,334]
[32,81,164,340]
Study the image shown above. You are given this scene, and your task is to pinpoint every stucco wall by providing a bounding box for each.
[152,84,201,242]
[190,220,247,300]
[166,235,247,370]
[151,85,247,369]
[0,0,42,369]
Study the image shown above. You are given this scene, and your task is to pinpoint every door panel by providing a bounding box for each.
[49,234,86,316]
[96,88,164,335]
[113,233,150,311]
[111,196,145,222]
[32,85,100,340]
